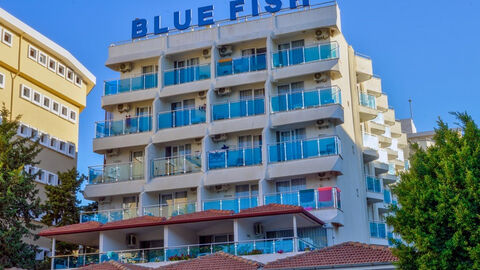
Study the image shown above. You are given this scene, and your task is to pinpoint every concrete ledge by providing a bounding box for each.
[215,71,267,89]
[268,155,342,179]
[84,179,145,199]
[153,124,207,144]
[102,88,158,108]
[93,132,153,153]
[272,58,340,81]
[210,115,266,135]
[205,165,264,186]
[270,104,344,128]
[310,208,344,226]
[145,172,203,192]
[160,80,211,98]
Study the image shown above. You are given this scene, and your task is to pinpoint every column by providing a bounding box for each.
[293,215,298,252]
[233,219,239,242]
[50,238,56,270]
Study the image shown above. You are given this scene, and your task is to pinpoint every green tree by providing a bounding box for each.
[41,168,85,255]
[387,112,480,270]
[0,105,43,269]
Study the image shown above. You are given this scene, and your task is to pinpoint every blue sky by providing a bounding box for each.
[2,0,479,203]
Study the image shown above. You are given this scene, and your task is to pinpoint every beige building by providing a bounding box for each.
[0,7,96,259]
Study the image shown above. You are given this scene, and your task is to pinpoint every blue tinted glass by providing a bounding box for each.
[304,46,320,62]
[104,80,118,95]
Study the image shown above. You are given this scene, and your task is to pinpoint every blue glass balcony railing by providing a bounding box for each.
[158,108,206,129]
[384,189,392,204]
[359,93,376,109]
[208,146,262,170]
[104,73,158,96]
[366,176,382,193]
[203,196,258,213]
[88,162,144,184]
[80,208,138,223]
[271,87,341,113]
[143,202,197,218]
[264,187,341,210]
[216,54,266,76]
[164,64,211,86]
[95,116,152,138]
[272,42,338,68]
[51,237,319,268]
[269,136,340,163]
[212,98,265,121]
[370,222,387,239]
[151,153,202,177]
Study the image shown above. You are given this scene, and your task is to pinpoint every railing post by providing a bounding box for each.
[253,240,256,250]
[242,148,246,166]
[210,244,213,254]
[301,91,305,109]
[272,240,276,254]
[160,205,163,217]
[333,188,337,208]
[67,256,70,269]
[297,191,300,206]
[300,140,304,159]
[315,190,318,209]
[187,246,190,256]
[234,243,238,256]
[116,164,119,182]
[83,253,86,266]
[129,163,133,180]
[225,150,228,168]
[228,102,231,119]
[280,193,283,204]
[220,199,223,211]
[122,119,125,135]
[142,250,145,263]
[183,155,186,174]
[238,197,241,212]
[317,138,321,157]
[143,74,146,89]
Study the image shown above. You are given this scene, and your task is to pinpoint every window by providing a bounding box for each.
[275,178,306,193]
[59,141,66,152]
[57,63,66,77]
[32,91,42,105]
[19,124,29,137]
[47,173,57,185]
[2,29,13,46]
[48,57,57,72]
[42,96,51,110]
[38,51,47,67]
[69,110,77,122]
[122,196,138,209]
[28,45,38,61]
[74,74,82,87]
[37,170,45,183]
[49,137,58,149]
[28,166,36,176]
[21,85,32,100]
[30,128,38,139]
[0,72,4,89]
[68,143,75,157]
[66,68,74,82]
[238,135,262,148]
[51,100,60,114]
[60,105,68,119]
[39,133,49,146]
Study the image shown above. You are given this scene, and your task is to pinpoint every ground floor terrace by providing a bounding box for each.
[39,204,328,269]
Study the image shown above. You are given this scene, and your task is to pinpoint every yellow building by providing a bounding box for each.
[0,7,96,258]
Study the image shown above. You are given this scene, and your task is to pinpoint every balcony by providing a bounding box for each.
[88,162,144,184]
[363,76,382,97]
[362,133,379,162]
[208,146,262,170]
[355,53,373,83]
[359,93,376,109]
[95,115,152,138]
[366,176,383,203]
[267,137,342,178]
[359,93,377,122]
[203,196,258,213]
[84,162,145,199]
[272,42,338,68]
[143,202,197,218]
[216,54,266,77]
[271,87,341,113]
[80,208,138,224]
[104,72,158,96]
[51,237,319,269]
[211,98,265,121]
[369,121,386,135]
[158,108,206,130]
[264,187,341,210]
[152,153,202,177]
[163,64,211,86]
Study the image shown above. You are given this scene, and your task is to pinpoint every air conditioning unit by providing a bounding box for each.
[314,72,328,83]
[254,222,264,236]
[316,119,330,129]
[202,49,211,59]
[126,234,137,248]
[117,103,131,113]
[212,134,227,142]
[106,149,119,157]
[219,45,233,57]
[214,184,230,193]
[315,28,331,40]
[98,196,111,204]
[198,90,207,99]
[215,87,231,96]
[119,62,133,73]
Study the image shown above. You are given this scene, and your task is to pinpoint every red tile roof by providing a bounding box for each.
[38,204,323,237]
[263,242,398,269]
[156,251,263,270]
[77,261,150,270]
[37,221,101,236]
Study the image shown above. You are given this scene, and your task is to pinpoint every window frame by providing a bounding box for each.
[39,132,50,146]
[28,45,38,61]
[2,28,13,47]
[74,74,82,87]
[0,72,5,89]
[67,143,76,157]
[42,95,51,110]
[60,105,69,119]
[66,68,74,82]
[69,109,77,123]
[49,137,58,150]
[58,141,67,153]
[18,124,30,137]
[20,84,32,100]
[32,90,42,106]
[38,51,48,67]
[48,57,57,73]
[51,100,60,115]
[57,63,66,78]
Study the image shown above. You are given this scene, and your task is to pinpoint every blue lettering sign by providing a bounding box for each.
[154,16,169,34]
[174,9,192,30]
[230,0,244,21]
[289,0,310,9]
[131,18,147,39]
[198,5,214,26]
[265,0,282,13]
[251,0,260,16]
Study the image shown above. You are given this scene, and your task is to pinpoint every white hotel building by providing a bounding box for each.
[40,2,407,268]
